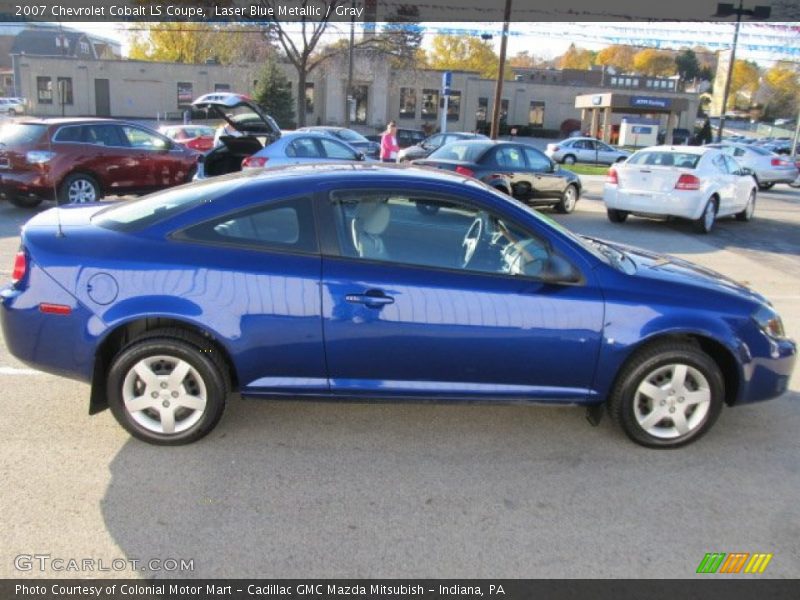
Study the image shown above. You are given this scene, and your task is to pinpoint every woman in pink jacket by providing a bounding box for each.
[380,121,400,162]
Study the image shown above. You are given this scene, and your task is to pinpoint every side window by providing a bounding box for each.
[122,126,168,149]
[286,138,322,158]
[181,197,317,253]
[491,146,526,169]
[53,125,83,143]
[85,124,128,147]
[426,134,444,148]
[330,190,554,278]
[711,155,729,174]
[318,138,357,160]
[723,155,740,174]
[523,147,551,171]
[597,142,613,152]
[573,140,588,150]
[734,148,745,157]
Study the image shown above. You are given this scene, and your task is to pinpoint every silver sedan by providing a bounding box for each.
[545,137,630,165]
[706,142,799,190]
[241,131,371,170]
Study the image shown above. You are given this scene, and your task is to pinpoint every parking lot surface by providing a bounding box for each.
[0,180,798,578]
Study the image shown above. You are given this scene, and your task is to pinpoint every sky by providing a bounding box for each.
[70,20,800,67]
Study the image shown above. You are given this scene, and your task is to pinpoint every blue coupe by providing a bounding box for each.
[1,165,795,447]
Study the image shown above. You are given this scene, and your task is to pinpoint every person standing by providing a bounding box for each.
[381,121,400,162]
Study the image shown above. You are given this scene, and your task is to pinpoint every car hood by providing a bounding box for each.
[601,239,767,304]
[191,93,280,139]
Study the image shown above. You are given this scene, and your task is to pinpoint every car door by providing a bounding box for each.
[78,123,140,194]
[596,141,618,164]
[121,124,186,192]
[317,185,604,402]
[724,155,753,212]
[317,137,362,162]
[285,136,325,165]
[523,147,567,200]
[482,145,531,199]
[571,140,592,162]
[709,154,737,216]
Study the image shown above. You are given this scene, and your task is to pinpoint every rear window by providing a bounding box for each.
[627,151,700,169]
[429,142,492,162]
[0,123,47,146]
[335,129,367,143]
[93,177,239,231]
[748,145,773,156]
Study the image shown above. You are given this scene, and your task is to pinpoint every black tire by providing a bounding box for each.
[555,184,579,214]
[562,154,576,165]
[693,197,717,234]
[607,208,628,223]
[757,181,774,191]
[8,195,43,208]
[107,330,229,445]
[58,173,101,205]
[493,186,510,195]
[608,341,724,448]
[735,190,756,222]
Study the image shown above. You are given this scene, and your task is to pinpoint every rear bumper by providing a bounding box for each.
[0,171,57,202]
[604,185,704,220]
[757,167,799,184]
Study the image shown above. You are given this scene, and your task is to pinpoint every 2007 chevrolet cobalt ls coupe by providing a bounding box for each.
[1,165,795,447]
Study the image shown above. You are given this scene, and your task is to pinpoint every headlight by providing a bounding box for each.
[753,305,787,339]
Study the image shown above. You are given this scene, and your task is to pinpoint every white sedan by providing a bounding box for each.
[603,146,758,234]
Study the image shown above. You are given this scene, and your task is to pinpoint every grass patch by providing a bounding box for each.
[560,164,611,176]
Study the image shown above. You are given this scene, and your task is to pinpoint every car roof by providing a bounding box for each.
[633,145,713,155]
[16,117,131,126]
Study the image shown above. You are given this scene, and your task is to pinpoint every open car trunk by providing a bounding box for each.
[200,136,264,178]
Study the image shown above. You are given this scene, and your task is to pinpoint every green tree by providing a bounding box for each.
[675,49,701,81]
[253,59,295,129]
[376,4,424,68]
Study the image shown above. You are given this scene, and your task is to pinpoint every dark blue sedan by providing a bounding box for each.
[1,165,795,447]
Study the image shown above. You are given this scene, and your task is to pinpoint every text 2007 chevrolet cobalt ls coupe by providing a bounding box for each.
[1,165,795,447]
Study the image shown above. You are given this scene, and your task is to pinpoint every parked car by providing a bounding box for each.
[397,132,488,163]
[545,137,630,165]
[239,131,369,170]
[298,126,380,159]
[414,140,582,213]
[790,157,800,188]
[0,118,200,208]
[657,128,692,145]
[2,165,794,447]
[159,124,216,153]
[706,142,799,190]
[365,127,426,149]
[604,146,758,233]
[0,97,25,116]
[191,92,281,178]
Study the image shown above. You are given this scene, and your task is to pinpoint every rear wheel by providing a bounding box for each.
[8,195,43,209]
[59,173,101,204]
[562,154,576,165]
[693,198,717,234]
[555,184,578,214]
[107,333,228,445]
[608,341,724,448]
[607,208,628,223]
[736,190,756,222]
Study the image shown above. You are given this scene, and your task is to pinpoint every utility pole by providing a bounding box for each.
[489,0,512,140]
[344,0,356,127]
[714,1,771,142]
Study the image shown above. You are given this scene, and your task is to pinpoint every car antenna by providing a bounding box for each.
[47,125,64,238]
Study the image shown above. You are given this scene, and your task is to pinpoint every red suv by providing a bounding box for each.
[0,118,200,208]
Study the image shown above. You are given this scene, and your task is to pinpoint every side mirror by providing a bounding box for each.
[356,152,366,161]
[539,254,581,284]
[739,166,753,176]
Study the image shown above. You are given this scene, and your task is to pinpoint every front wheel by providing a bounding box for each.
[58,173,101,204]
[555,184,578,214]
[8,195,43,208]
[693,198,717,234]
[107,334,228,445]
[757,181,774,191]
[607,208,628,223]
[608,341,724,448]
[736,190,756,222]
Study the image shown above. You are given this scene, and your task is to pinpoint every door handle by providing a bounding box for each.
[345,291,394,308]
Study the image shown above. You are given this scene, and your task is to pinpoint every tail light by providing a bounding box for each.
[455,165,475,177]
[771,157,788,167]
[242,156,268,169]
[26,150,55,164]
[675,173,701,190]
[11,250,26,285]
[606,167,619,185]
[552,146,560,152]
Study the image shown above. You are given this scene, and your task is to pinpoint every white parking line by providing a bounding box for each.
[0,366,45,376]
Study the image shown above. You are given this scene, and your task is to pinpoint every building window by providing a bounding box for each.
[305,82,314,113]
[632,78,640,86]
[36,77,52,104]
[214,83,231,92]
[500,99,509,122]
[421,89,439,120]
[177,82,193,108]
[611,76,618,86]
[352,85,368,124]
[56,77,73,105]
[79,41,91,55]
[446,90,461,121]
[476,97,488,123]
[646,80,653,88]
[399,87,416,119]
[529,101,544,127]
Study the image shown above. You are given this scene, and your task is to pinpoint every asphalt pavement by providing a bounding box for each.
[0,181,798,579]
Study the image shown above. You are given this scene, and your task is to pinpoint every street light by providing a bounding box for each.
[713,1,771,142]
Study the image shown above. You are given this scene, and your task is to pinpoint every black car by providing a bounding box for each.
[298,126,380,158]
[398,131,488,162]
[414,140,582,213]
[657,128,692,145]
[366,128,427,149]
